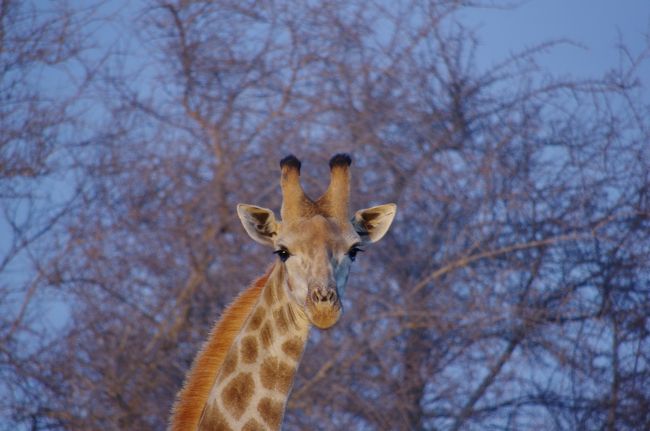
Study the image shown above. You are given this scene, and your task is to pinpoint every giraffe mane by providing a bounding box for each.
[169,266,273,431]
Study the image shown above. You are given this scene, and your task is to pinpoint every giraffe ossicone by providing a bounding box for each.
[170,154,396,430]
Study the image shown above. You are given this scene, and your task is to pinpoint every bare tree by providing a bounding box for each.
[0,1,92,428]
[2,1,649,430]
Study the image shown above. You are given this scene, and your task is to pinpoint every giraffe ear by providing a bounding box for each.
[352,203,397,244]
[237,204,279,246]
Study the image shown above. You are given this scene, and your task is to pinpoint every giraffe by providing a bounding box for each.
[169,154,396,430]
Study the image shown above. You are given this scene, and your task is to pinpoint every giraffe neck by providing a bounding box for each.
[199,264,311,430]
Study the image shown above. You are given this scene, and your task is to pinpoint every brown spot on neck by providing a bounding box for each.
[281,337,305,361]
[248,307,265,331]
[258,397,283,429]
[260,356,295,394]
[222,372,254,420]
[221,348,238,378]
[241,336,258,364]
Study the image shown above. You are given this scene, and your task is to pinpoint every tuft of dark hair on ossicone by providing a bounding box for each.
[280,155,301,172]
[328,153,352,169]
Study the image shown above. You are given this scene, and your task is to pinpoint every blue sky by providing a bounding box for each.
[462,0,650,89]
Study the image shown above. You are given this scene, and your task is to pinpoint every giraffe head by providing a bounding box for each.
[237,154,396,329]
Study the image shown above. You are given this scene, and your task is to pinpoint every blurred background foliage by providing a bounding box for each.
[1,0,649,430]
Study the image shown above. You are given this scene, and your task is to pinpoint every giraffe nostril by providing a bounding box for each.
[311,288,338,303]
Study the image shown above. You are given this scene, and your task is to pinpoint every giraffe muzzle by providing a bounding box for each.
[305,285,342,329]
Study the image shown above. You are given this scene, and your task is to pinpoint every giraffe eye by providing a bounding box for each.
[273,247,291,262]
[347,245,364,262]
